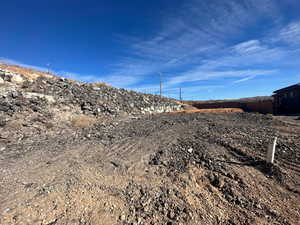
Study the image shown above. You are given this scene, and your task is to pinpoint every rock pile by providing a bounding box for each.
[0,66,183,118]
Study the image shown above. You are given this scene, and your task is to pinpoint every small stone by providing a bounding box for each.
[187,148,193,153]
[11,92,18,98]
[255,203,263,210]
[210,175,224,188]
[120,214,126,221]
[3,208,11,213]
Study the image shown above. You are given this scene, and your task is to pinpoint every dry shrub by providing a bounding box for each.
[70,115,96,128]
[93,82,111,88]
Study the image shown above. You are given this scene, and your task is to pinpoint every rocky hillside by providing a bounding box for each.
[0,64,182,122]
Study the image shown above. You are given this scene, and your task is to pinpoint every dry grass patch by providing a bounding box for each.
[70,115,97,128]
[93,82,111,88]
[0,63,54,80]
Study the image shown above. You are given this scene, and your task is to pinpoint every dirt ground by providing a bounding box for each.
[169,108,244,114]
[0,112,299,225]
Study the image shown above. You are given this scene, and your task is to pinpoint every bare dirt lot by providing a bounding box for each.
[0,112,299,225]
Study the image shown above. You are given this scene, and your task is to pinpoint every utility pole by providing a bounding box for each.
[159,72,163,97]
[179,87,182,101]
[46,63,51,74]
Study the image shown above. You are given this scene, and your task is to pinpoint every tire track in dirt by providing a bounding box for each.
[1,112,300,225]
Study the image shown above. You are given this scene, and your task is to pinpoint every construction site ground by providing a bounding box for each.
[0,112,299,225]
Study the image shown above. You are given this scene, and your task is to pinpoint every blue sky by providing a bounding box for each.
[1,0,300,100]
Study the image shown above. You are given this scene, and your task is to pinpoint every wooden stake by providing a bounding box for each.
[267,137,277,164]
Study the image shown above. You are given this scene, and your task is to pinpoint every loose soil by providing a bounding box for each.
[1,112,299,225]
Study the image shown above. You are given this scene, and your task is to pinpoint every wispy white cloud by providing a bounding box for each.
[194,39,288,73]
[168,69,277,85]
[276,21,300,45]
[233,40,267,55]
[233,75,257,84]
[165,38,284,86]
[107,0,293,91]
[111,0,280,81]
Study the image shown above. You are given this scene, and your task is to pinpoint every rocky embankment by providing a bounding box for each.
[0,65,182,119]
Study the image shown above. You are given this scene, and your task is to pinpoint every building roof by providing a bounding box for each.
[274,83,300,94]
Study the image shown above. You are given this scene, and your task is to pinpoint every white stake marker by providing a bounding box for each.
[267,137,277,164]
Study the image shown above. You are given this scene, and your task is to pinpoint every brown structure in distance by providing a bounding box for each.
[273,83,300,115]
[187,97,273,114]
